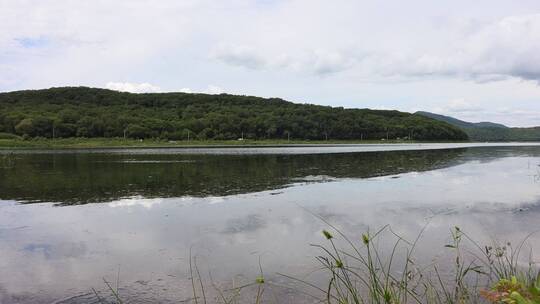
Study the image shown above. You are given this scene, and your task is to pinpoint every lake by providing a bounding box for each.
[1,143,540,303]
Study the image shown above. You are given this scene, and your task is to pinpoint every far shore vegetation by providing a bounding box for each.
[0,87,468,143]
[0,136,467,149]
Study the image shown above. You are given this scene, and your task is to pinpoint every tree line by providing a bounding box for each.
[0,87,469,141]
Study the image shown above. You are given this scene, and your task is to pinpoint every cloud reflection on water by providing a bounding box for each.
[1,146,540,302]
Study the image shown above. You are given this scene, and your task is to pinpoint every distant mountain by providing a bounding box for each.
[415,111,508,129]
[0,87,468,141]
[416,111,540,141]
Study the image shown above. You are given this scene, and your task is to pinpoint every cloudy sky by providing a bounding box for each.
[2,0,540,126]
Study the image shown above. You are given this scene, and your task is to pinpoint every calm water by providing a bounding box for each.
[1,143,540,303]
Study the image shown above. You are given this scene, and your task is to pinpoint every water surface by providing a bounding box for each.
[1,143,540,303]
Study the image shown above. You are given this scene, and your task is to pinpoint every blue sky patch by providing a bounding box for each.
[15,36,49,48]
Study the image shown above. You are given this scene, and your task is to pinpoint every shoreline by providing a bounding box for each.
[0,138,471,149]
[1,138,540,153]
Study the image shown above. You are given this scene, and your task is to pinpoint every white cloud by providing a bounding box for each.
[310,50,355,75]
[214,46,355,75]
[206,85,223,94]
[173,85,224,94]
[108,197,164,209]
[409,14,540,83]
[435,98,484,114]
[213,45,266,70]
[105,82,161,93]
[211,13,540,82]
[427,98,540,126]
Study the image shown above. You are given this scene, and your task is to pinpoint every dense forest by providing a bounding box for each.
[0,87,468,141]
[417,111,540,141]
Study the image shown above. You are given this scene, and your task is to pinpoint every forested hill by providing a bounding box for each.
[0,87,468,141]
[415,111,508,129]
[416,111,540,141]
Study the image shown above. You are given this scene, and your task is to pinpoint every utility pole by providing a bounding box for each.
[123,128,127,140]
[287,132,290,142]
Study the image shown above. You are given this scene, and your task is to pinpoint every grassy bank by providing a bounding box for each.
[0,137,438,149]
[91,225,540,304]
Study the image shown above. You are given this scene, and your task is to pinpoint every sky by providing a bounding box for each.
[2,0,540,127]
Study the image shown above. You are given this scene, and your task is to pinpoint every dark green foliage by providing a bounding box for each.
[0,87,468,141]
[0,132,20,140]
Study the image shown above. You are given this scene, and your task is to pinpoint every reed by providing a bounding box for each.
[90,226,539,303]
